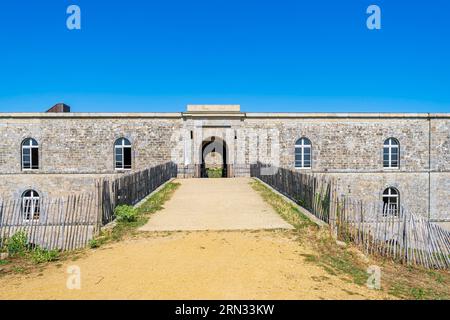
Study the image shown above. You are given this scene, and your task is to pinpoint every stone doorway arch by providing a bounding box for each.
[200,136,228,178]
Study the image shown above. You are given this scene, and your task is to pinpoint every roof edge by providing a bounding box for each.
[0,112,449,119]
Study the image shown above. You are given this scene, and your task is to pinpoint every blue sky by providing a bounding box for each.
[0,0,449,113]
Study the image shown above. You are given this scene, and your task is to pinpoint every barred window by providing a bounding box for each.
[382,187,399,216]
[295,138,312,169]
[22,138,39,170]
[115,138,132,170]
[22,190,40,221]
[383,138,399,168]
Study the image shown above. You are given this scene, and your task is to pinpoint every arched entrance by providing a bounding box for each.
[200,136,228,178]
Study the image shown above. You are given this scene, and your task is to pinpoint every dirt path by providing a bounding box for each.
[139,178,293,231]
[0,230,389,300]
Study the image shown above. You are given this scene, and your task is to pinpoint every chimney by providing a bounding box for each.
[46,103,71,113]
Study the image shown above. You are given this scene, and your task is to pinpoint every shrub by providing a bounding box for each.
[207,168,223,178]
[114,205,138,222]
[30,247,59,264]
[7,231,28,256]
[88,238,100,249]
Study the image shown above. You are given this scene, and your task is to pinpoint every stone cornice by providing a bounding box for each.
[0,113,183,119]
[0,112,449,119]
[245,113,450,119]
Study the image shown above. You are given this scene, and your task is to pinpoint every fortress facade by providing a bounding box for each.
[0,104,449,223]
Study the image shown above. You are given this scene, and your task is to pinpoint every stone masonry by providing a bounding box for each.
[0,105,449,222]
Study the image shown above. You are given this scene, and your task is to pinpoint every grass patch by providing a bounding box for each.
[96,181,180,244]
[30,248,59,264]
[0,249,77,278]
[387,282,447,300]
[251,178,450,300]
[320,251,368,286]
[380,261,450,300]
[250,180,316,231]
[114,205,138,222]
[12,266,26,274]
[0,260,9,266]
[0,230,61,278]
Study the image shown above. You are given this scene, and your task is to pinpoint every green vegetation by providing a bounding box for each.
[88,238,100,249]
[0,259,9,266]
[207,168,223,178]
[387,280,448,300]
[251,178,450,300]
[93,182,180,245]
[30,247,59,264]
[251,180,315,230]
[0,231,60,268]
[0,181,180,277]
[317,240,369,286]
[12,266,26,274]
[251,180,368,284]
[114,205,138,222]
[6,231,28,256]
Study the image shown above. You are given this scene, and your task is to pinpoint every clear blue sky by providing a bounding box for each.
[0,0,449,113]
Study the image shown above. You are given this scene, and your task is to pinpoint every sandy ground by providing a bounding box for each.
[139,178,293,231]
[0,179,391,300]
[0,231,389,300]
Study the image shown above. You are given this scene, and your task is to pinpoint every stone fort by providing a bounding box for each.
[0,104,449,225]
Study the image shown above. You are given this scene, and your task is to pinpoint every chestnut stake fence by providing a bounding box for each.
[96,162,177,225]
[251,163,450,269]
[0,162,177,251]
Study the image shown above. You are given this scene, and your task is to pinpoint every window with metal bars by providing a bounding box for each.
[22,138,39,170]
[295,137,312,169]
[115,138,132,170]
[382,187,400,216]
[383,138,399,168]
[22,189,40,221]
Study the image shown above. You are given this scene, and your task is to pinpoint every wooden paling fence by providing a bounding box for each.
[96,162,178,225]
[0,194,98,251]
[251,163,450,269]
[251,163,331,222]
[0,162,177,251]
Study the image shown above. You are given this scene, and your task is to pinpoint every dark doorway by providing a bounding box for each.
[200,137,228,178]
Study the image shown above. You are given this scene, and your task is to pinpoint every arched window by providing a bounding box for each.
[22,138,39,170]
[382,187,399,216]
[383,138,399,168]
[295,138,312,169]
[115,138,132,170]
[22,190,40,221]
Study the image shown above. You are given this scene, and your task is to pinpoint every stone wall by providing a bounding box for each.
[0,116,182,174]
[240,116,449,220]
[0,112,448,221]
[0,173,117,199]
[243,117,431,171]
[431,118,450,171]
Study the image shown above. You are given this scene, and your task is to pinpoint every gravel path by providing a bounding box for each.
[139,178,294,231]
